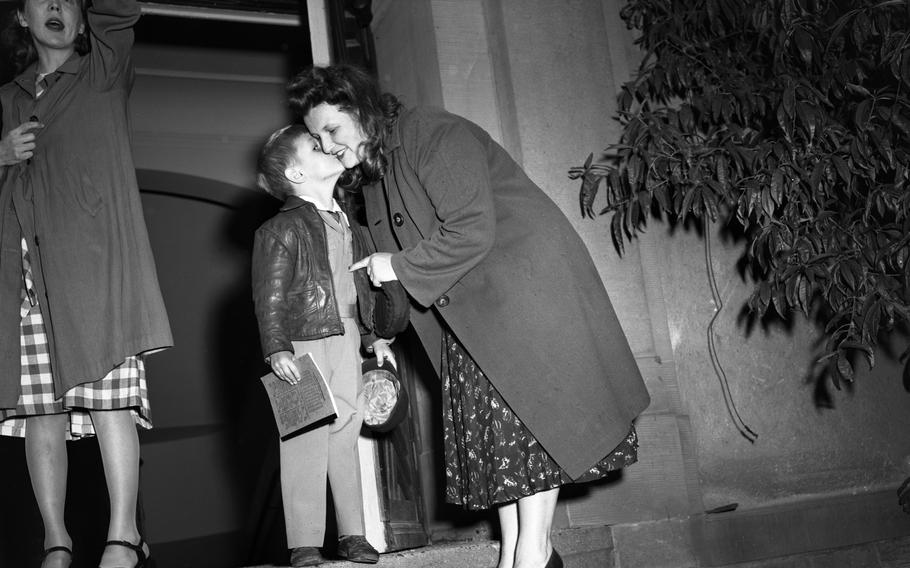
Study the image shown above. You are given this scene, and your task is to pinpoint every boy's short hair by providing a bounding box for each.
[257,124,311,201]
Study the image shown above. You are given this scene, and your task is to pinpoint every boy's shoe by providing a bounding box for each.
[290,546,322,567]
[336,535,379,564]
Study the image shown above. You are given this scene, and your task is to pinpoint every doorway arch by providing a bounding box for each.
[136,169,278,566]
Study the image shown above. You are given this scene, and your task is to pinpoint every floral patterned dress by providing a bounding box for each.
[442,330,639,510]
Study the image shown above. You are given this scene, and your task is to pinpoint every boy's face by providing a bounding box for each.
[286,135,346,186]
[19,0,85,53]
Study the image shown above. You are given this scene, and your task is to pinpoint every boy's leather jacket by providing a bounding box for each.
[252,196,376,359]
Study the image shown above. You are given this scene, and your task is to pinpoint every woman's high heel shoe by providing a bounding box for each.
[545,548,564,568]
[99,538,150,568]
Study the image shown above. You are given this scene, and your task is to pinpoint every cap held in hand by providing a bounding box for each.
[372,279,410,339]
[362,358,408,433]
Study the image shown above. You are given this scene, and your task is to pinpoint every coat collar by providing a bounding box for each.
[14,52,82,95]
[383,112,403,153]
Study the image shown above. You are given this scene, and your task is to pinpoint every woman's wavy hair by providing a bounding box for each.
[2,0,91,76]
[287,64,402,189]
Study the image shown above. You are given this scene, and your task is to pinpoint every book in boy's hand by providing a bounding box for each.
[260,353,338,439]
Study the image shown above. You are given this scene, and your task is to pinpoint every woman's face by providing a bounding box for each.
[304,103,367,170]
[19,0,84,54]
[292,134,346,182]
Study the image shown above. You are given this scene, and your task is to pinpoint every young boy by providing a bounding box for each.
[252,124,392,566]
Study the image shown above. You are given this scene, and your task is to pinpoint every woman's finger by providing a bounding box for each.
[349,256,371,272]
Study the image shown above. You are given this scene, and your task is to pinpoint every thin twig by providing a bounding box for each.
[705,217,758,442]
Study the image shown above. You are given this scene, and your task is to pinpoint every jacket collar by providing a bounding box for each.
[14,52,82,95]
[280,195,316,213]
[280,194,344,213]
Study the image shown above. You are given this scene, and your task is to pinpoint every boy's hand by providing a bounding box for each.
[0,121,44,166]
[350,253,397,287]
[371,339,397,370]
[269,351,301,384]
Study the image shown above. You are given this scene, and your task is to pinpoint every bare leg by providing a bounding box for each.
[513,487,559,568]
[497,501,518,568]
[91,409,148,567]
[25,413,72,568]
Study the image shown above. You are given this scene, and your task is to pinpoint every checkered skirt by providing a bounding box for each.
[0,238,152,439]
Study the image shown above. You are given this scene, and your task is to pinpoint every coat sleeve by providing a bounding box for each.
[87,0,139,90]
[252,227,295,360]
[390,109,496,307]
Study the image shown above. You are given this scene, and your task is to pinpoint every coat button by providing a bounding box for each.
[393,213,404,226]
[435,295,450,308]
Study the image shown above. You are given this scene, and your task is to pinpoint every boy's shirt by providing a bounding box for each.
[297,195,350,231]
[294,196,357,313]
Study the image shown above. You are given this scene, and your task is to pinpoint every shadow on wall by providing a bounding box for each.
[137,171,281,567]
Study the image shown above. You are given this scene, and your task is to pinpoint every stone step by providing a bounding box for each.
[243,526,615,568]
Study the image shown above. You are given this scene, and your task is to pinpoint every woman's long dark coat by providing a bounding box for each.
[362,106,650,478]
[0,0,172,407]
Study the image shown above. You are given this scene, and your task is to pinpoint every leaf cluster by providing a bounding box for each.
[572,0,910,386]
